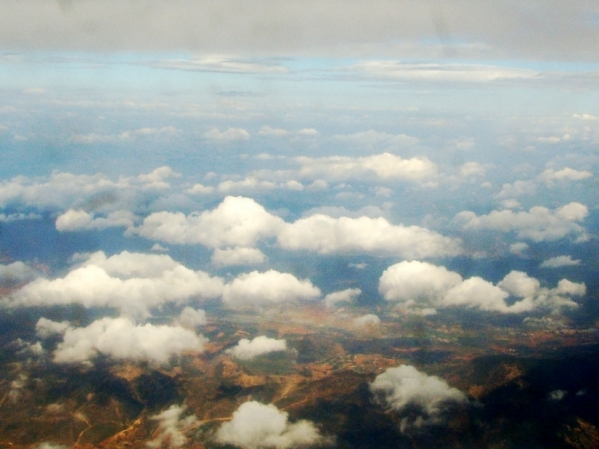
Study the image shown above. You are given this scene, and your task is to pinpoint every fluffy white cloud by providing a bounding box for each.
[8,251,223,318]
[214,401,332,449]
[370,365,468,431]
[226,336,287,360]
[540,255,581,268]
[456,202,588,242]
[134,196,284,247]
[53,317,207,365]
[379,261,585,314]
[147,405,198,449]
[177,307,207,328]
[324,288,361,308]
[222,270,321,309]
[379,261,462,304]
[134,196,459,258]
[211,247,267,266]
[295,152,436,182]
[278,215,462,258]
[203,127,250,141]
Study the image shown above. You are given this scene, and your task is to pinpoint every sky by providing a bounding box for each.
[1,1,599,363]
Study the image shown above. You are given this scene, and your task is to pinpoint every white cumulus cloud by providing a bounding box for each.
[540,255,581,268]
[456,202,588,242]
[8,251,223,318]
[370,365,469,431]
[214,401,332,449]
[222,270,321,309]
[279,215,462,258]
[226,336,287,360]
[295,152,436,182]
[53,317,207,365]
[379,261,585,314]
[134,196,284,247]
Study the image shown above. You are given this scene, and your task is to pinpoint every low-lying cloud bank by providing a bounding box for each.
[214,401,333,448]
[379,261,585,314]
[370,365,469,432]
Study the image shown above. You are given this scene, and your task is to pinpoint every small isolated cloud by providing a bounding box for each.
[324,288,361,308]
[147,405,198,449]
[279,214,462,258]
[456,202,588,242]
[226,336,287,360]
[379,261,586,314]
[370,365,469,432]
[203,127,250,141]
[56,209,135,231]
[8,251,223,318]
[151,243,168,252]
[295,152,436,182]
[52,317,207,365]
[211,247,267,267]
[135,196,284,247]
[540,255,581,268]
[177,306,207,328]
[214,401,332,449]
[222,270,321,309]
[354,314,380,327]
